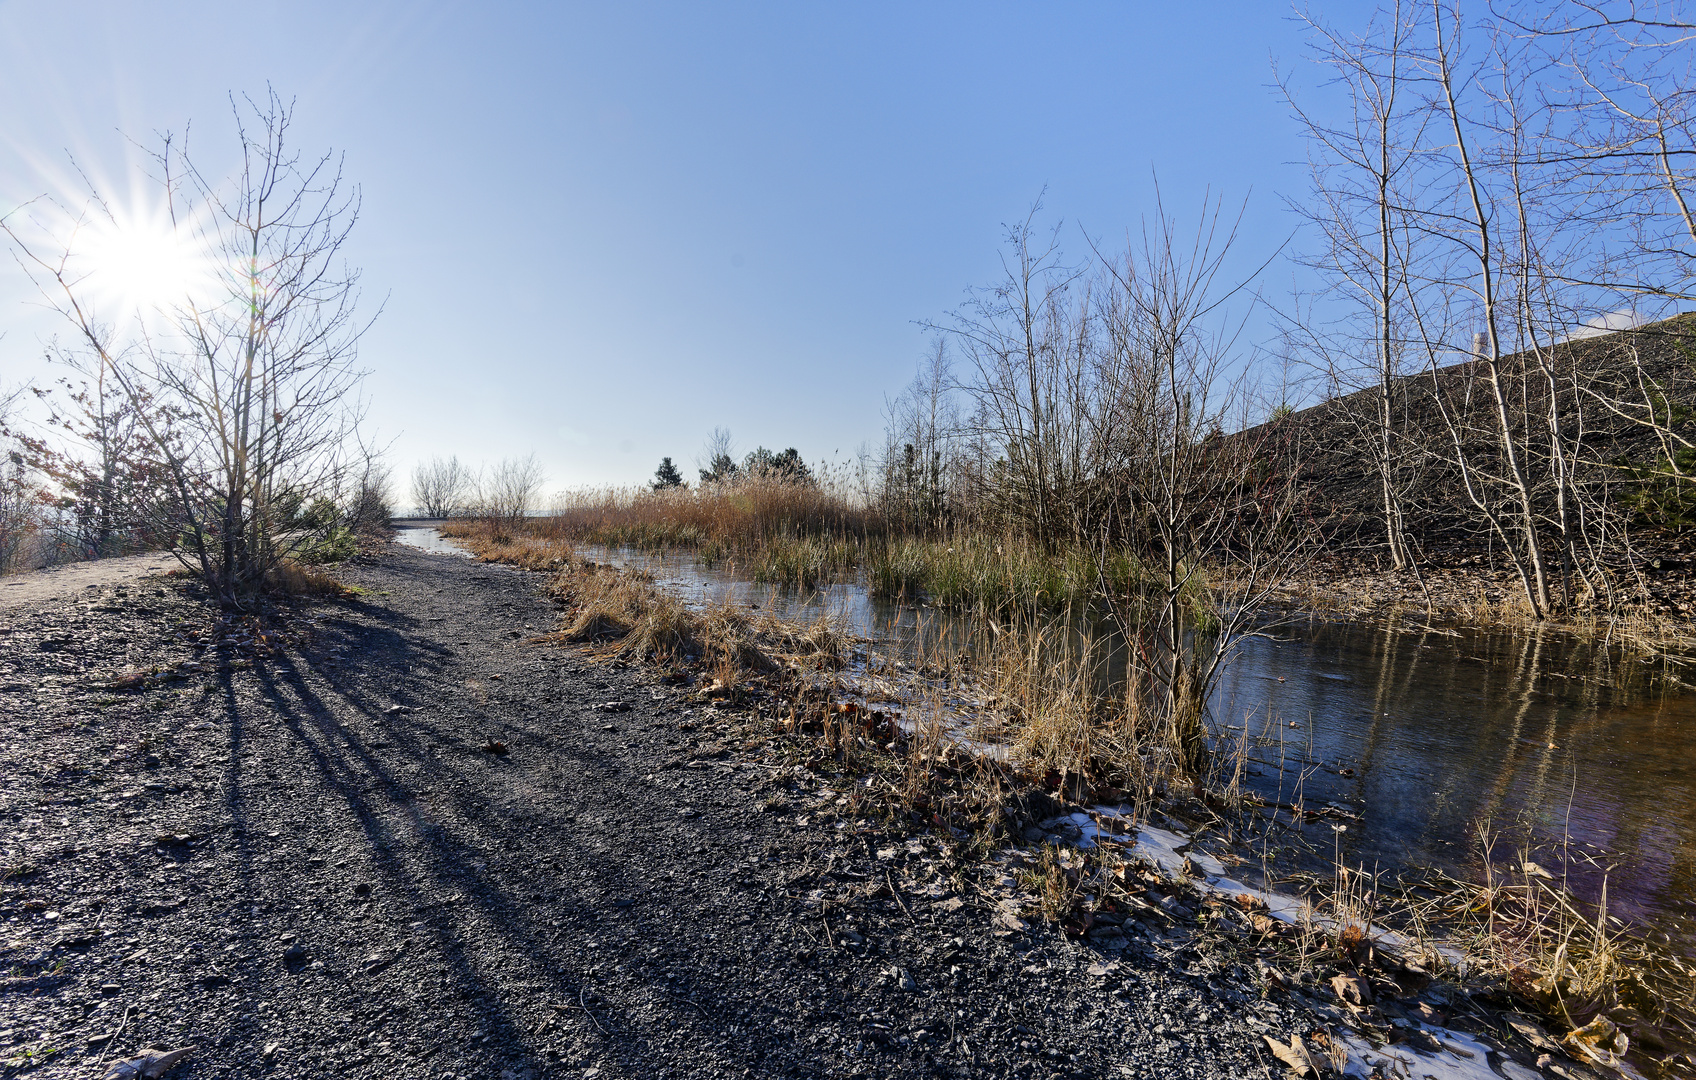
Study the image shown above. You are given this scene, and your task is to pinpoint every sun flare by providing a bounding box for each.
[77,202,214,317]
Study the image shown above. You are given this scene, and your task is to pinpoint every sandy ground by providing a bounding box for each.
[0,554,180,615]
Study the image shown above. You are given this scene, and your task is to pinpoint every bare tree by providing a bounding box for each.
[481,454,545,523]
[412,454,476,517]
[880,337,960,530]
[931,200,1096,544]
[1284,0,1433,569]
[697,427,738,485]
[1,90,377,608]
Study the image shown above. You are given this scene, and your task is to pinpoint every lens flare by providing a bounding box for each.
[75,199,215,318]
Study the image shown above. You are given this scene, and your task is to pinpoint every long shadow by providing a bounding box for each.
[202,553,839,1077]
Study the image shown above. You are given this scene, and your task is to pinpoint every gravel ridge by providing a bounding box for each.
[0,543,1299,1079]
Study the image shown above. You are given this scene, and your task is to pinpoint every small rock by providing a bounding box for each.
[102,1045,194,1080]
[262,1043,279,1060]
[282,944,308,967]
[352,883,372,896]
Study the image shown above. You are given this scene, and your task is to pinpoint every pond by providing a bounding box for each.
[395,525,1696,960]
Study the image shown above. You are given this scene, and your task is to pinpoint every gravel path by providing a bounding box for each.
[0,542,1298,1080]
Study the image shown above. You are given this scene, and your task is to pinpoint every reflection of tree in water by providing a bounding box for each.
[1229,615,1696,958]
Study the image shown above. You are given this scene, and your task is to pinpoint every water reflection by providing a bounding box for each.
[1218,617,1696,959]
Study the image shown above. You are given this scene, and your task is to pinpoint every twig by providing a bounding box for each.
[886,869,918,927]
[579,987,607,1034]
[94,1005,131,1071]
[666,991,708,1016]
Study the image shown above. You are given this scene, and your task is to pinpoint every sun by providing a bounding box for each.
[76,200,215,318]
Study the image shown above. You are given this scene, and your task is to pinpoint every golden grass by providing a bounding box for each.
[467,482,1156,614]
[264,558,352,598]
[438,518,576,570]
[551,479,879,553]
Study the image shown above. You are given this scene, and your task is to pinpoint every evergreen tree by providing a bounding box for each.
[651,456,685,490]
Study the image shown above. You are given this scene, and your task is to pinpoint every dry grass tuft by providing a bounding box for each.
[264,559,351,598]
[439,518,577,571]
[1279,824,1696,1066]
[547,560,777,674]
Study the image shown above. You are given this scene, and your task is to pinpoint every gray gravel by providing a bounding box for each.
[0,542,1301,1079]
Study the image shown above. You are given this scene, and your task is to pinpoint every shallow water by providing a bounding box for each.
[399,527,1696,958]
[394,525,473,557]
[1219,620,1696,956]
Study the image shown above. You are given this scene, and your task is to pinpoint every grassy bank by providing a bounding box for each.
[459,481,1169,617]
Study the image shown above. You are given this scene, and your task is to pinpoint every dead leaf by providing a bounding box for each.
[1521,860,1555,879]
[1263,1033,1318,1077]
[1250,913,1281,935]
[1562,1016,1628,1066]
[103,1046,195,1080]
[1330,973,1373,1006]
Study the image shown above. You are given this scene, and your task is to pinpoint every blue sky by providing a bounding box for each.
[0,1,1364,491]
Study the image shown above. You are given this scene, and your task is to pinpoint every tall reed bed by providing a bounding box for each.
[513,479,1163,615]
[550,479,880,552]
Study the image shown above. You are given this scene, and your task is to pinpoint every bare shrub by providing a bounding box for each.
[479,454,545,523]
[411,454,476,517]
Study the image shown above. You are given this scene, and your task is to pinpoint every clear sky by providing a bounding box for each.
[0,1,1366,493]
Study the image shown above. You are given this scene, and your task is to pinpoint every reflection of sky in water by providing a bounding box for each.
[1217,625,1696,938]
[394,526,473,556]
[402,530,1696,957]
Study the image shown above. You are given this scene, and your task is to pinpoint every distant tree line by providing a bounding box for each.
[644,428,815,491]
[410,453,546,522]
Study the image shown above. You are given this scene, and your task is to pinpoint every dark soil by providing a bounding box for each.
[0,543,1306,1080]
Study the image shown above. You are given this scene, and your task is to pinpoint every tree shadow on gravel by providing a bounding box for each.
[205,587,834,1077]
